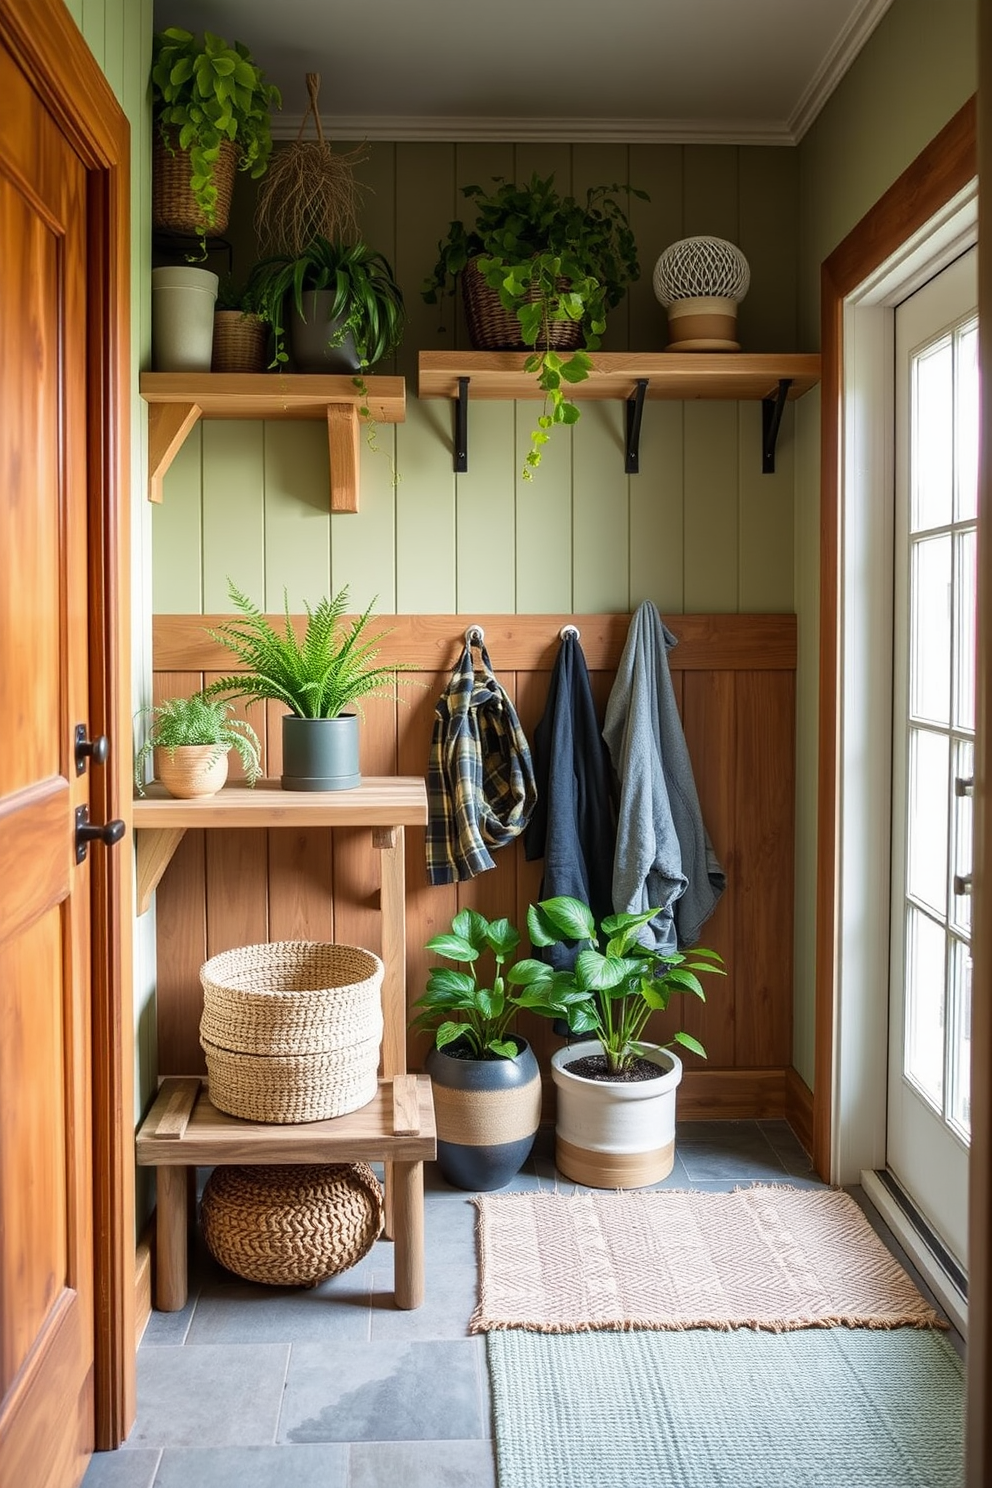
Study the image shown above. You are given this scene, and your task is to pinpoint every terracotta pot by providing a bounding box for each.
[154,745,229,799]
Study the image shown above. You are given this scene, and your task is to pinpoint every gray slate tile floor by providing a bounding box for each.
[82,1119,951,1488]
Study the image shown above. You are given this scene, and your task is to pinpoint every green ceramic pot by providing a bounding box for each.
[281,713,360,792]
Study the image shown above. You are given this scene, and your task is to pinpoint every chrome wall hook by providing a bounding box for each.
[464,624,485,647]
[559,624,580,641]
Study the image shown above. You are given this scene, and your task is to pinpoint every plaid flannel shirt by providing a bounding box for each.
[426,641,537,884]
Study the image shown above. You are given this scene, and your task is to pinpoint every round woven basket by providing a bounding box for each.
[152,130,238,237]
[212,311,268,373]
[201,1162,384,1286]
[199,941,384,1123]
[462,257,584,352]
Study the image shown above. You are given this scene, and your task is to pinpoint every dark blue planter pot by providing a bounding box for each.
[424,1037,542,1191]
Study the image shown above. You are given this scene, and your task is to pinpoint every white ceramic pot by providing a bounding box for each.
[151,266,219,371]
[550,1038,682,1189]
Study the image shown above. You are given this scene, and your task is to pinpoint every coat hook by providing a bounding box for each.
[559,624,580,641]
[464,624,485,647]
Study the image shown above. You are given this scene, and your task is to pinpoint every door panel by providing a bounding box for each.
[0,32,95,1488]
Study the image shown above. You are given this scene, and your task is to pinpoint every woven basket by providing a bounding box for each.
[462,257,584,352]
[212,311,268,372]
[152,130,238,237]
[199,941,384,1123]
[201,1162,384,1286]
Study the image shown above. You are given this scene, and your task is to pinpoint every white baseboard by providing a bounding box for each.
[860,1168,968,1337]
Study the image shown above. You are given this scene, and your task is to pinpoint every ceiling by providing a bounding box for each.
[153,0,894,146]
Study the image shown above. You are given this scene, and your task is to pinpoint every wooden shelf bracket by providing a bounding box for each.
[761,379,792,474]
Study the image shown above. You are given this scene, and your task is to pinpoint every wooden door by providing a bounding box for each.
[0,30,101,1488]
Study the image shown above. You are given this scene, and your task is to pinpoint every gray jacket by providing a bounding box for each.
[602,601,725,952]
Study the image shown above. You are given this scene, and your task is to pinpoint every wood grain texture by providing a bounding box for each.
[418,352,821,402]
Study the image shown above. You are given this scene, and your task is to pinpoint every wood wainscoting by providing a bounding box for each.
[149,612,798,1123]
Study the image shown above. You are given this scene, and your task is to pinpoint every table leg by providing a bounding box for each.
[155,1165,189,1312]
[391,1160,424,1310]
[375,824,407,1240]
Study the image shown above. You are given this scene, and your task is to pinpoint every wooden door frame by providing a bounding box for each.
[0,0,134,1450]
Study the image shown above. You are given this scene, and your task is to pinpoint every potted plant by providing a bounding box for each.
[151,27,281,255]
[523,895,725,1188]
[411,909,568,1191]
[247,236,405,374]
[202,580,404,792]
[422,173,647,478]
[212,273,268,372]
[134,694,261,799]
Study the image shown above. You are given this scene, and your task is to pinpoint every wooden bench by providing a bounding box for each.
[136,1072,436,1311]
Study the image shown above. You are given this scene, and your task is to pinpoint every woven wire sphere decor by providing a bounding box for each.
[652,236,751,308]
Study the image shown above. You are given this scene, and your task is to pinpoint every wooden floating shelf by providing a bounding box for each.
[140,372,406,513]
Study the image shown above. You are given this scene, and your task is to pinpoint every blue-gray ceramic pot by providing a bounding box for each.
[281,713,360,791]
[424,1036,542,1191]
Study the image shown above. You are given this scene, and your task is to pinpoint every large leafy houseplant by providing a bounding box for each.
[151,28,280,254]
[422,173,646,478]
[524,895,725,1075]
[411,908,567,1060]
[202,580,401,720]
[134,693,261,796]
[247,236,405,373]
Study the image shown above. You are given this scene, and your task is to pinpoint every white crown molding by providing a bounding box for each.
[270,113,796,147]
[788,0,896,142]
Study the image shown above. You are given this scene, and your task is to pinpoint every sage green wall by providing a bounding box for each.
[64,0,157,1153]
[791,0,977,1088]
[153,142,801,619]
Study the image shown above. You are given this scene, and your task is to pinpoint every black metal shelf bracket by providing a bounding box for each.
[761,379,792,474]
[454,376,470,472]
[625,379,649,474]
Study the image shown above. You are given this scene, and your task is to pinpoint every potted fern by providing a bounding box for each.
[422,173,646,478]
[202,581,402,791]
[151,28,280,256]
[134,694,261,799]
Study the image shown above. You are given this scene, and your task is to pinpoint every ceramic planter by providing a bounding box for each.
[288,290,360,372]
[281,713,360,792]
[424,1037,542,1191]
[154,745,229,799]
[151,266,219,371]
[550,1039,683,1188]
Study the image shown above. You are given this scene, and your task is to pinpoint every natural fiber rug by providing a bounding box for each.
[472,1186,945,1332]
[487,1326,964,1488]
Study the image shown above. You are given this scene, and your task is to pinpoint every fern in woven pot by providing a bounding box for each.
[134,693,261,799]
[202,581,401,792]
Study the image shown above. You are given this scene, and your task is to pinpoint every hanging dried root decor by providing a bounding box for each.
[255,72,369,255]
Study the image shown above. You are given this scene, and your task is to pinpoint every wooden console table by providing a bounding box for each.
[133,777,434,1309]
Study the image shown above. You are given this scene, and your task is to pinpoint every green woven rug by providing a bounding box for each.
[487,1326,964,1488]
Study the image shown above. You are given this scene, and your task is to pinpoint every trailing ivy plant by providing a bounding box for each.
[202,580,406,720]
[152,28,281,255]
[134,694,261,795]
[423,173,647,479]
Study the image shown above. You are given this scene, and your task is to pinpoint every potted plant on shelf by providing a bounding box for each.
[422,173,646,479]
[524,895,725,1188]
[202,580,404,792]
[212,273,268,372]
[151,27,280,256]
[247,236,405,375]
[411,909,569,1191]
[134,694,261,799]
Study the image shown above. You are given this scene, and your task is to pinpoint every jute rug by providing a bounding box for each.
[487,1326,964,1488]
[472,1185,945,1333]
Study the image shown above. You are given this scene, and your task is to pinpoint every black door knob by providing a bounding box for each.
[75,805,126,864]
[75,725,110,775]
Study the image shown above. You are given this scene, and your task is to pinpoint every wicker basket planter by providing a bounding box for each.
[199,941,384,1123]
[212,310,268,373]
[462,257,583,352]
[152,130,238,238]
[201,1162,384,1286]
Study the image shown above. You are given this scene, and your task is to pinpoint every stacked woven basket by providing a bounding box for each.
[199,940,384,1124]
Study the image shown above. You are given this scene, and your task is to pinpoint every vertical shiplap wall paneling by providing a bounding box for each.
[737,147,799,354]
[629,145,686,611]
[571,142,633,352]
[80,0,105,67]
[201,422,265,610]
[571,401,629,611]
[683,401,740,612]
[101,0,124,102]
[738,402,794,612]
[263,422,331,609]
[454,144,517,613]
[512,142,575,614]
[153,426,203,612]
[64,0,83,24]
[395,144,457,612]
